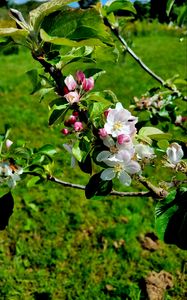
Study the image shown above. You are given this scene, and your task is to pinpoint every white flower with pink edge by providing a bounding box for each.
[104,102,138,138]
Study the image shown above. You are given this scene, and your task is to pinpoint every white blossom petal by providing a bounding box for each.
[101,168,116,181]
[166,143,184,165]
[96,151,111,162]
[119,171,131,186]
[125,160,141,174]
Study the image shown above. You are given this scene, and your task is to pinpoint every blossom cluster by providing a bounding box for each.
[61,110,83,135]
[0,161,23,188]
[63,71,94,105]
[97,102,154,186]
[61,71,94,135]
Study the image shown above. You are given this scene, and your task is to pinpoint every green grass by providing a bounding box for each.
[0,21,187,300]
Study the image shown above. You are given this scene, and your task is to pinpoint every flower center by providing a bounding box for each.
[113,121,123,131]
[110,146,118,154]
[114,164,123,174]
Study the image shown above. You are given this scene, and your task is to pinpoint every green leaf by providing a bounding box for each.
[139,127,164,136]
[48,104,69,125]
[85,172,113,199]
[72,139,90,162]
[40,7,112,45]
[149,133,172,141]
[38,144,57,156]
[177,5,187,26]
[157,140,169,150]
[78,154,92,174]
[27,176,41,188]
[137,127,170,144]
[29,0,74,33]
[0,28,28,44]
[27,69,41,94]
[105,0,136,15]
[89,101,110,127]
[60,46,94,65]
[40,29,106,47]
[155,189,187,250]
[166,0,175,16]
[0,192,14,230]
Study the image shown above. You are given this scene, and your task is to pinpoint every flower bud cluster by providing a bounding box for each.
[97,102,155,186]
[0,161,23,188]
[63,71,94,105]
[61,111,83,135]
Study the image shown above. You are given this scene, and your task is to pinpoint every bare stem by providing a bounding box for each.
[138,175,168,198]
[104,18,180,95]
[48,175,158,198]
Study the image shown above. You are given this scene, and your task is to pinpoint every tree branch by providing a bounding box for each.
[104,18,181,95]
[47,175,159,198]
[32,52,64,96]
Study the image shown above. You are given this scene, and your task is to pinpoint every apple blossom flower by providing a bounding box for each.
[64,91,80,105]
[0,161,23,188]
[74,121,83,132]
[64,75,77,91]
[6,139,13,149]
[76,71,85,84]
[104,102,138,138]
[96,136,134,162]
[166,143,184,165]
[100,152,141,186]
[135,144,155,160]
[82,77,94,92]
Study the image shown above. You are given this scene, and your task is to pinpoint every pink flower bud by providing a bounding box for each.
[64,75,77,91]
[63,86,69,95]
[6,139,13,149]
[104,109,110,118]
[61,128,69,135]
[76,71,85,84]
[82,77,94,92]
[64,91,80,105]
[98,128,108,138]
[117,134,130,144]
[73,111,79,117]
[68,115,77,124]
[74,121,83,132]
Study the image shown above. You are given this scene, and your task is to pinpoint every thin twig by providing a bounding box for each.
[104,18,180,95]
[48,175,153,198]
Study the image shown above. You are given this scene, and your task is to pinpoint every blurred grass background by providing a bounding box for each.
[0,9,187,300]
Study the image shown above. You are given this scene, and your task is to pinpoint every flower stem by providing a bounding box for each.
[47,175,154,198]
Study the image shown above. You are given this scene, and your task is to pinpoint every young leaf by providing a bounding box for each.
[85,171,113,199]
[105,0,136,15]
[40,29,106,47]
[38,144,57,156]
[166,0,175,17]
[29,0,74,33]
[0,28,28,44]
[155,188,187,250]
[27,69,41,94]
[0,192,14,230]
[48,104,69,125]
